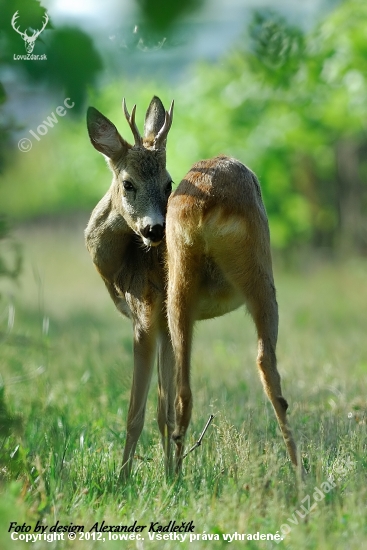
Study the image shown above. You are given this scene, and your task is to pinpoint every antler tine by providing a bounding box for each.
[122,97,131,123]
[153,99,174,149]
[122,98,142,146]
[40,12,49,32]
[11,10,19,26]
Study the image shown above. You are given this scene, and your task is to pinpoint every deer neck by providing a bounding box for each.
[85,191,134,281]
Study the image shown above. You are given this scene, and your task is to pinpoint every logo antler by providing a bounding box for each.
[11,10,49,54]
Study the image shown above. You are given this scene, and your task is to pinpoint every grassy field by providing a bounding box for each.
[0,219,366,549]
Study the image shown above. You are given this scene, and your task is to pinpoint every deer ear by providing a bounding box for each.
[143,96,166,142]
[87,107,131,159]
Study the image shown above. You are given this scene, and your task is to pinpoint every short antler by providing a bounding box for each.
[153,100,174,149]
[122,98,143,147]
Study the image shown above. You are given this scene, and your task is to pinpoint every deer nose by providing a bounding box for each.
[141,223,165,243]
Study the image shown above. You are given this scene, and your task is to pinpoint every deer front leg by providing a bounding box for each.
[119,326,156,482]
[157,328,175,478]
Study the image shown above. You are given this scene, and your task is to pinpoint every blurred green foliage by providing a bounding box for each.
[0,217,22,291]
[0,0,367,253]
[0,0,102,130]
[0,0,102,279]
[175,0,367,251]
[248,10,305,88]
[137,0,205,33]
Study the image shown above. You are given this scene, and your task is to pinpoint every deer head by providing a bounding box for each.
[87,96,174,247]
[11,10,48,54]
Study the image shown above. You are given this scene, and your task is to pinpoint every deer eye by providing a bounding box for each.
[165,180,173,194]
[123,180,134,191]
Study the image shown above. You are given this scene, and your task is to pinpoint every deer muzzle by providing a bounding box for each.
[141,223,165,246]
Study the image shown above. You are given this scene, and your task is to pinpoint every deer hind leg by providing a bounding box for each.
[119,326,156,482]
[166,251,199,474]
[247,284,298,467]
[157,328,175,478]
[242,283,298,465]
[211,238,298,467]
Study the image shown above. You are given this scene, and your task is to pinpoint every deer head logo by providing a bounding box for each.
[11,10,48,54]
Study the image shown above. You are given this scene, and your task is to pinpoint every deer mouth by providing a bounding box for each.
[140,223,165,247]
[141,235,163,248]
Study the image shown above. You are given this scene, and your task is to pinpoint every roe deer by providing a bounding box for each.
[85,97,175,480]
[85,96,299,481]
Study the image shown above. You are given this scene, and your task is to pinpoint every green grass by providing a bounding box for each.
[0,221,366,549]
